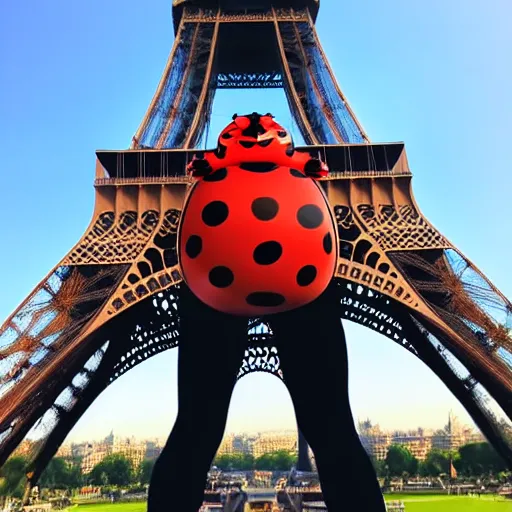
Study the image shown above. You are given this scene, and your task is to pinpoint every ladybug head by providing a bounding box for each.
[217,112,293,152]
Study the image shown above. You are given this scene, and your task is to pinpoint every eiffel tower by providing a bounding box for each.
[1,0,511,497]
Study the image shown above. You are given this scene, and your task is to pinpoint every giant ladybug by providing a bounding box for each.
[178,113,337,316]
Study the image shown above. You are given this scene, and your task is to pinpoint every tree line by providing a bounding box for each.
[213,450,298,471]
[0,441,508,500]
[372,442,509,479]
[0,454,156,499]
[0,449,297,497]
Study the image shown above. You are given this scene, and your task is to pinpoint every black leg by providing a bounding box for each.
[147,285,248,512]
[272,283,386,511]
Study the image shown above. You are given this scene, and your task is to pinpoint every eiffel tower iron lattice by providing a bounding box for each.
[1,0,511,498]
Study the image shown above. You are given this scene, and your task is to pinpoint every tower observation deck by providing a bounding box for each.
[172,0,320,30]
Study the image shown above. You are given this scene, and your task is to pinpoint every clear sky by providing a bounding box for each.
[1,0,511,443]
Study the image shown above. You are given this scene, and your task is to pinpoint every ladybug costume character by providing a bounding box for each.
[179,113,337,316]
[148,114,387,512]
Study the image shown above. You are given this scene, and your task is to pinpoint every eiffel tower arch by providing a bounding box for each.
[1,0,511,494]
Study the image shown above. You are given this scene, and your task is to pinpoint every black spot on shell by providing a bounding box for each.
[246,292,286,307]
[189,159,212,177]
[221,132,233,139]
[253,241,283,265]
[215,143,227,159]
[278,131,287,138]
[290,168,307,178]
[323,232,333,254]
[258,138,273,147]
[286,145,295,157]
[251,197,279,221]
[239,162,279,173]
[240,141,256,149]
[185,235,202,259]
[209,266,234,288]
[297,204,324,229]
[304,159,323,175]
[297,265,317,286]
[203,168,227,182]
[202,201,229,227]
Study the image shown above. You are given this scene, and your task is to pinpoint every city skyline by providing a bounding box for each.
[2,0,511,447]
[55,410,479,446]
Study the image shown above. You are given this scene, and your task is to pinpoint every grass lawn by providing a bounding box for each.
[76,504,146,512]
[74,496,511,511]
[384,494,511,511]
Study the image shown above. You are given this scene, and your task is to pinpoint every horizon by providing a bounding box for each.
[45,411,475,445]
[1,0,511,449]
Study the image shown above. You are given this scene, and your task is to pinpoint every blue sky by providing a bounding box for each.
[1,0,511,442]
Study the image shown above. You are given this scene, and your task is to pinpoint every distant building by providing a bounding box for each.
[431,412,485,451]
[145,440,163,460]
[392,436,432,461]
[217,434,235,456]
[359,422,392,461]
[112,436,146,469]
[217,432,297,458]
[56,443,72,458]
[72,442,93,459]
[79,432,147,473]
[81,449,108,474]
[358,413,484,461]
[252,433,297,458]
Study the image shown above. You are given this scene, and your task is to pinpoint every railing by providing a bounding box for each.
[94,176,190,186]
[94,169,411,187]
[324,170,411,179]
[182,9,309,23]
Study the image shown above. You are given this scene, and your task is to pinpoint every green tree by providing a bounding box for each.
[238,453,255,471]
[0,456,28,500]
[213,453,255,471]
[455,442,507,476]
[138,459,155,485]
[420,449,451,477]
[254,451,297,471]
[385,445,418,477]
[39,457,82,490]
[254,454,274,470]
[213,454,232,471]
[89,454,133,486]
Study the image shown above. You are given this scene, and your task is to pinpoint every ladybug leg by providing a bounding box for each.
[304,158,329,179]
[186,155,213,178]
[271,284,387,511]
[147,285,248,512]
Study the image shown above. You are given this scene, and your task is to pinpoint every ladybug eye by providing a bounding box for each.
[278,131,287,138]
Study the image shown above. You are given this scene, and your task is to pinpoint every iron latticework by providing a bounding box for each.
[132,2,368,149]
[1,0,511,496]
